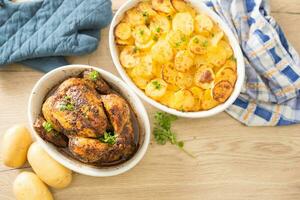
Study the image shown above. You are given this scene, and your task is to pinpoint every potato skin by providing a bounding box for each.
[13,171,53,200]
[1,124,32,168]
[27,142,72,189]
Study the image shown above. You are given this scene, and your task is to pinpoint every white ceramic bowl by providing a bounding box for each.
[28,65,150,177]
[109,0,245,118]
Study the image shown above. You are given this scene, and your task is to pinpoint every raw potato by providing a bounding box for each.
[189,35,209,55]
[13,171,53,200]
[27,142,72,189]
[1,124,32,168]
[172,12,194,35]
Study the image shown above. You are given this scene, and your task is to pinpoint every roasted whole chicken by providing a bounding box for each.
[34,69,137,165]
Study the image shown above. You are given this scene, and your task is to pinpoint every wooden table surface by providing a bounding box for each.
[1,0,300,199]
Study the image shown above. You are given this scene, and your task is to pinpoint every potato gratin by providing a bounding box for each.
[114,0,237,112]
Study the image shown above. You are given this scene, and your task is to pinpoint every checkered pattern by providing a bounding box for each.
[205,0,300,126]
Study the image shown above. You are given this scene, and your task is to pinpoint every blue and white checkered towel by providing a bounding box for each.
[205,0,300,126]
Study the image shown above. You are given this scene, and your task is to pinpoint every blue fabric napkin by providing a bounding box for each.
[0,0,112,72]
[205,0,300,126]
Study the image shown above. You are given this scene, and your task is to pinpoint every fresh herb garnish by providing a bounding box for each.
[59,102,74,111]
[64,95,71,100]
[142,11,148,17]
[99,131,117,145]
[89,70,99,81]
[167,15,172,21]
[193,37,199,44]
[156,27,161,33]
[202,40,208,47]
[139,30,144,35]
[133,46,139,53]
[175,42,181,47]
[153,112,195,157]
[152,80,162,89]
[153,35,159,41]
[42,121,53,133]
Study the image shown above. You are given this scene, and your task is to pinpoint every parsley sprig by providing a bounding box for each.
[153,112,195,157]
[100,131,117,145]
[89,70,100,81]
[42,121,53,133]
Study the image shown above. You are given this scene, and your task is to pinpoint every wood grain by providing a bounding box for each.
[1,0,300,200]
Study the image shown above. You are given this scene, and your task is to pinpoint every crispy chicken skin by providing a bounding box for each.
[42,78,108,138]
[34,116,68,147]
[34,69,137,165]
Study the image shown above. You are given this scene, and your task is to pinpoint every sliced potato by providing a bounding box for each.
[132,25,152,44]
[159,90,174,107]
[135,39,154,49]
[174,50,194,72]
[189,35,209,54]
[195,14,213,33]
[215,66,237,86]
[116,37,134,46]
[190,86,204,99]
[131,55,154,79]
[151,40,174,63]
[152,0,175,14]
[162,63,177,84]
[145,78,168,100]
[172,12,194,35]
[150,14,171,36]
[207,45,227,66]
[202,89,219,110]
[125,8,145,26]
[212,80,233,103]
[175,72,193,88]
[211,31,224,46]
[170,89,195,111]
[120,46,141,68]
[171,0,196,16]
[223,59,237,71]
[194,65,215,89]
[137,1,157,17]
[219,40,233,59]
[115,22,131,40]
[166,30,188,50]
[132,77,149,90]
[194,54,208,68]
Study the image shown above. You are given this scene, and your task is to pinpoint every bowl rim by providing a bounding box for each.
[109,0,245,118]
[27,64,151,177]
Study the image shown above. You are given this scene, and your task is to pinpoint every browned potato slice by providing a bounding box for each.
[132,25,152,44]
[115,22,131,40]
[189,35,209,54]
[162,63,177,84]
[170,89,195,111]
[174,50,194,72]
[152,0,175,14]
[145,78,168,100]
[131,55,154,79]
[172,12,194,35]
[194,66,215,89]
[171,0,196,16]
[212,80,233,103]
[166,30,188,50]
[120,46,141,68]
[151,40,174,63]
[195,14,213,33]
[175,72,193,88]
[215,66,237,86]
[202,89,219,110]
[190,86,204,99]
[150,14,171,36]
[125,8,145,26]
